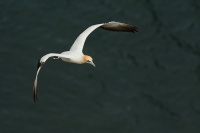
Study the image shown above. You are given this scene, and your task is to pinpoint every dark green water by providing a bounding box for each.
[1,0,200,132]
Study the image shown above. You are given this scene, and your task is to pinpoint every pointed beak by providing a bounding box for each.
[90,61,96,67]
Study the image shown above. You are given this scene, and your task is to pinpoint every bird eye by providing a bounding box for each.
[87,60,90,62]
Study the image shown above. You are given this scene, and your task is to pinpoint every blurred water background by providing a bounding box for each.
[1,0,200,133]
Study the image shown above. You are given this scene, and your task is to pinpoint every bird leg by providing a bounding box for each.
[53,56,59,59]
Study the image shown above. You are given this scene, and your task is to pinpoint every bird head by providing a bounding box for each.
[83,55,95,67]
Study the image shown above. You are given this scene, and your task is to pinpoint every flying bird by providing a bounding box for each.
[33,21,138,102]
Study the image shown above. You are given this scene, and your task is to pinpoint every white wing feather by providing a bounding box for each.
[33,53,70,102]
[70,23,104,52]
[69,21,138,52]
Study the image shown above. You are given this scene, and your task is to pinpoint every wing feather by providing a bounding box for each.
[101,21,138,32]
[70,24,104,52]
[69,21,138,52]
[33,53,70,102]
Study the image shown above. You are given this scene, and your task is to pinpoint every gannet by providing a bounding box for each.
[33,21,138,102]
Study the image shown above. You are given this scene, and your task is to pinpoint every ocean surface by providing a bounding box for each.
[1,0,200,133]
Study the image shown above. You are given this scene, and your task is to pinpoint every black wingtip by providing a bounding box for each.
[33,85,37,103]
[37,60,44,69]
[132,26,139,33]
[34,59,43,103]
[37,60,40,69]
[100,22,139,33]
[124,24,139,33]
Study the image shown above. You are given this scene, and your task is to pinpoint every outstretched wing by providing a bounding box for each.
[69,21,138,52]
[69,23,104,52]
[33,53,69,102]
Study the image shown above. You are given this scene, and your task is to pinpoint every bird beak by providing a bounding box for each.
[90,61,96,67]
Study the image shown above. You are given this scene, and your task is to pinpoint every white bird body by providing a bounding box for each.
[60,51,84,64]
[33,21,138,102]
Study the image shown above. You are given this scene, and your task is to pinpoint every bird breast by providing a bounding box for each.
[61,51,84,64]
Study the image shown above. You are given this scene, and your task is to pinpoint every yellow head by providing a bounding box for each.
[82,55,95,67]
